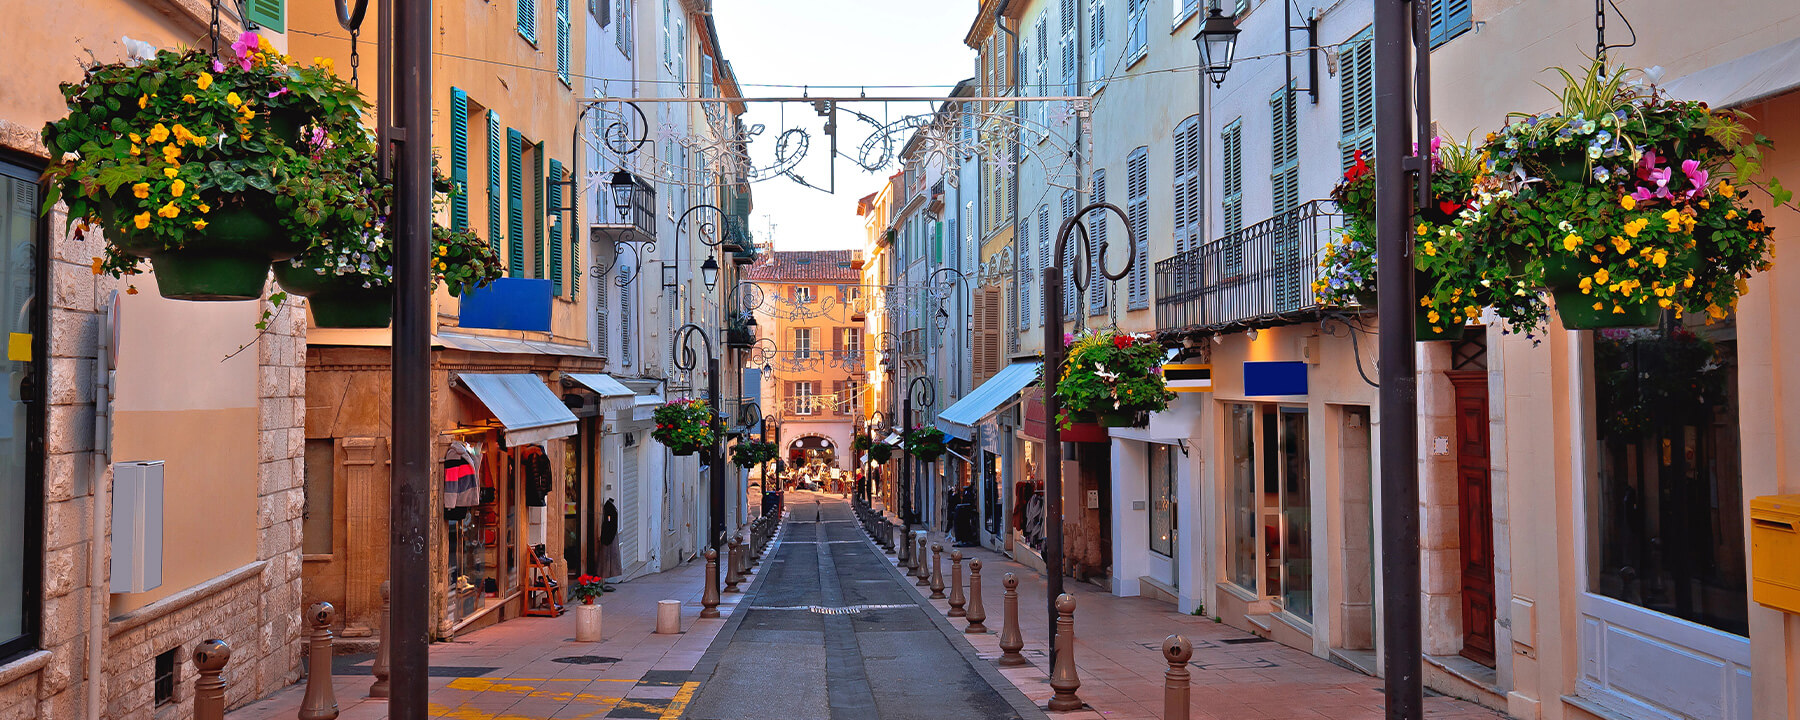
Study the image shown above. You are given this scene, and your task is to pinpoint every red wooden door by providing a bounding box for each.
[1447,371,1496,666]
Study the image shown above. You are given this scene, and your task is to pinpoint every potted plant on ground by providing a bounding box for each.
[1054,328,1175,428]
[653,398,715,456]
[570,574,605,641]
[43,33,368,300]
[1447,60,1783,331]
[903,426,947,463]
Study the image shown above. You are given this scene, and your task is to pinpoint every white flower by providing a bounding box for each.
[60,151,80,163]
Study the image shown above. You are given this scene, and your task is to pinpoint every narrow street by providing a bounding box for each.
[682,493,1041,720]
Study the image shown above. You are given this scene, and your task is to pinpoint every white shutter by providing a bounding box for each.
[620,437,641,566]
[1089,169,1108,314]
[1061,190,1076,317]
[1019,214,1032,329]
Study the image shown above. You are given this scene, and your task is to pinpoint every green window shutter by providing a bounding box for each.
[557,0,571,85]
[519,0,537,43]
[569,160,580,297]
[548,158,565,296]
[534,145,546,280]
[245,0,284,32]
[507,128,525,277]
[1338,27,1375,170]
[932,222,942,262]
[487,111,502,256]
[449,89,470,232]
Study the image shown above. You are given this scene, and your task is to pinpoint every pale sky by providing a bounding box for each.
[710,1,977,252]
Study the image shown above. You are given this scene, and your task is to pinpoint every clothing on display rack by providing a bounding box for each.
[522,444,553,507]
[444,440,482,509]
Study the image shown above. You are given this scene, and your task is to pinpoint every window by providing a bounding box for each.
[532,142,546,279]
[1227,404,1257,591]
[1088,0,1109,90]
[486,110,503,256]
[1429,0,1472,48]
[556,0,571,85]
[1061,190,1076,317]
[1173,0,1199,24]
[302,440,334,555]
[842,328,862,359]
[518,0,537,44]
[794,381,815,415]
[154,649,178,707]
[615,0,632,57]
[1589,322,1747,635]
[1124,0,1146,64]
[1126,148,1149,309]
[1172,115,1201,255]
[548,158,566,295]
[507,128,525,276]
[245,0,284,32]
[795,286,812,304]
[847,381,862,415]
[1150,444,1177,557]
[0,160,43,662]
[1060,0,1077,96]
[1338,27,1375,170]
[1270,84,1300,215]
[1018,214,1032,329]
[794,327,813,359]
[1034,18,1050,128]
[1275,408,1312,621]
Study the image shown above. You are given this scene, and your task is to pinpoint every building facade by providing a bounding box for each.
[748,250,864,481]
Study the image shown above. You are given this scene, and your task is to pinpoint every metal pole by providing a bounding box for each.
[903,389,913,542]
[1375,0,1422,717]
[388,0,432,714]
[1042,265,1064,663]
[710,356,725,553]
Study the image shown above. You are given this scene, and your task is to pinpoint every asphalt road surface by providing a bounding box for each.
[681,494,1043,720]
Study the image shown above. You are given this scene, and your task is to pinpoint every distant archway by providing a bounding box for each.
[787,434,837,469]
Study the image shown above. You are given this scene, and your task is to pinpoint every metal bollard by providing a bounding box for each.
[930,543,946,599]
[190,639,230,720]
[370,581,390,698]
[998,573,1027,666]
[700,548,721,618]
[723,537,743,593]
[747,528,761,569]
[1047,593,1081,711]
[948,550,966,617]
[964,559,987,633]
[1163,635,1193,720]
[915,536,930,586]
[299,602,340,720]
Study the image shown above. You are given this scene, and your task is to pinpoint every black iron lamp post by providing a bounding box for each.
[700,255,720,292]
[609,169,641,222]
[1042,202,1135,665]
[865,409,889,506]
[901,376,935,546]
[672,324,728,561]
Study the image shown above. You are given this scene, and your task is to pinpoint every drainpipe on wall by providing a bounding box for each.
[86,291,116,720]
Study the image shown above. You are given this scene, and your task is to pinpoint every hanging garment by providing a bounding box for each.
[523,445,553,507]
[444,441,482,509]
[599,498,623,578]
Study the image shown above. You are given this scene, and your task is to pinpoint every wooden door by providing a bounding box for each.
[1447,371,1496,666]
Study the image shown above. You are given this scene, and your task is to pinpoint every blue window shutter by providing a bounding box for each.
[1430,0,1471,47]
[534,145,546,280]
[519,0,537,43]
[507,128,524,277]
[487,111,502,256]
[556,0,571,84]
[245,0,284,32]
[549,158,565,296]
[449,88,470,232]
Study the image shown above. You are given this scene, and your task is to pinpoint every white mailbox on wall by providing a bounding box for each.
[111,461,164,594]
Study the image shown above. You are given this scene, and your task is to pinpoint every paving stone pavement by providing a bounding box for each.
[228,542,745,720]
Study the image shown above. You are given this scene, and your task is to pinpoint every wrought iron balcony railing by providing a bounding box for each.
[1154,200,1339,332]
[588,173,657,244]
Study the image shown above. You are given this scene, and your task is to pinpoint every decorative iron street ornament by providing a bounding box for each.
[671,323,729,554]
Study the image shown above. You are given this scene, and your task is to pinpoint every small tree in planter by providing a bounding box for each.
[903,426,946,463]
[653,398,715,456]
[1449,61,1784,331]
[1054,328,1174,428]
[43,33,370,300]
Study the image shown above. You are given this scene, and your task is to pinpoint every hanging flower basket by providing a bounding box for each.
[43,33,372,301]
[1053,329,1173,431]
[903,426,947,463]
[867,443,893,465]
[653,398,715,456]
[276,219,502,329]
[851,435,874,453]
[731,440,776,468]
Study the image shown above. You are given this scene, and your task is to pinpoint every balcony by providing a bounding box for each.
[589,173,657,246]
[1154,200,1339,333]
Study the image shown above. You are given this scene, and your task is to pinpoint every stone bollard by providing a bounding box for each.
[370,581,390,698]
[656,599,682,634]
[998,573,1027,667]
[299,602,340,720]
[915,536,930,586]
[1162,635,1193,720]
[964,559,987,633]
[948,550,966,617]
[190,639,230,720]
[700,549,721,618]
[930,543,946,599]
[1047,594,1081,711]
[724,537,743,593]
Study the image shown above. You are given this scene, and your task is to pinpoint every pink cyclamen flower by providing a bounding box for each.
[231,31,259,59]
[1680,159,1708,197]
[268,86,290,99]
[1636,149,1660,180]
[212,58,225,72]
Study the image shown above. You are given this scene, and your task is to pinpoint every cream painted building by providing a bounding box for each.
[0,2,309,717]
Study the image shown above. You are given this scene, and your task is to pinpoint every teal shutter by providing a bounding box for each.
[533,145,546,280]
[556,0,571,84]
[245,0,284,32]
[507,128,525,277]
[548,158,565,296]
[1338,28,1376,170]
[569,159,580,296]
[519,0,537,43]
[449,89,470,232]
[1430,0,1471,47]
[486,111,502,255]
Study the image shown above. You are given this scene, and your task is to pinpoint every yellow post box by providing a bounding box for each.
[1751,494,1800,614]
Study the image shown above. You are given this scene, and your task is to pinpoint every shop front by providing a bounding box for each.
[936,360,1041,554]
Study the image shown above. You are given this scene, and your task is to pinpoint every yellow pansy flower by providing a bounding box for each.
[138,94,149,109]
[1651,250,1667,268]
[129,133,142,143]
[197,203,211,214]
[1593,268,1610,285]
[1718,180,1734,197]
[182,94,196,104]
[1422,241,1437,256]
[170,179,186,197]
[1658,298,1672,308]
[193,219,208,230]
[1623,218,1649,238]
[226,92,242,108]
[1415,223,1429,236]
[148,123,170,143]
[156,202,180,219]
[90,257,104,275]
[1562,233,1582,251]
[1427,310,1441,323]
[132,182,150,199]
[1619,195,1636,210]
[133,212,152,229]
[1610,236,1630,253]
[163,167,179,178]
[1727,209,1739,220]
[1579,277,1593,293]
[161,144,181,162]
[196,72,213,90]
[1592,302,1604,311]
[128,144,140,156]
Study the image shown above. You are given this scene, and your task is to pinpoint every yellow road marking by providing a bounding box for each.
[659,681,701,719]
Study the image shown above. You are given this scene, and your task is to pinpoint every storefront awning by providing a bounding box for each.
[882,432,903,445]
[936,360,1041,440]
[1661,36,1800,109]
[454,373,579,447]
[632,392,666,422]
[565,373,636,413]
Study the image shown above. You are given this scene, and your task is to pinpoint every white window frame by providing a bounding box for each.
[794,327,813,359]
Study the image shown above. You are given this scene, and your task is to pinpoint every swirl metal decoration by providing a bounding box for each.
[677,203,730,249]
[729,281,768,317]
[598,101,652,157]
[907,376,936,413]
[1055,202,1135,299]
[670,323,714,376]
[744,338,781,367]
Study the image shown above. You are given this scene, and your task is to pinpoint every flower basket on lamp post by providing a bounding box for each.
[903,426,946,463]
[653,399,715,456]
[1053,329,1175,431]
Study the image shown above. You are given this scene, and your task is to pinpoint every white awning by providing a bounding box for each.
[882,432,903,445]
[565,373,636,413]
[454,373,579,447]
[632,392,666,422]
[935,361,1041,440]
[1661,36,1800,109]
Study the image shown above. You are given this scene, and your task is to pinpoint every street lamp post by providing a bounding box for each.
[866,409,889,507]
[902,376,935,553]
[1042,202,1134,665]
[672,324,727,561]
